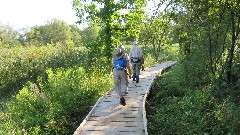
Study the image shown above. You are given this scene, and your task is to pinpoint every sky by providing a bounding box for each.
[0,0,80,30]
[0,0,166,30]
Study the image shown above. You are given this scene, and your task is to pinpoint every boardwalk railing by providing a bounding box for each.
[74,61,176,135]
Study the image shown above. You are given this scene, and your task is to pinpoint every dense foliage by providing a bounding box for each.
[148,64,240,135]
[1,67,113,135]
[0,44,89,96]
[146,0,240,134]
[0,0,239,134]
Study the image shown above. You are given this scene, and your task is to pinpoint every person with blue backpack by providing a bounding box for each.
[117,44,132,80]
[112,47,128,106]
[130,41,143,83]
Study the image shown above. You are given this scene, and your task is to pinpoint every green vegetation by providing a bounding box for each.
[148,63,240,135]
[0,20,166,134]
[1,67,113,135]
[146,0,240,134]
[0,44,89,96]
[1,0,240,134]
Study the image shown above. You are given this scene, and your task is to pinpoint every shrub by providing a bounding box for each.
[147,63,240,135]
[2,67,113,135]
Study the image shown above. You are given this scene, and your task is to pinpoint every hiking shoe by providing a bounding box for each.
[132,73,136,81]
[120,97,126,106]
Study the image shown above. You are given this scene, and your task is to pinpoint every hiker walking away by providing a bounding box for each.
[118,45,132,92]
[112,45,132,81]
[112,48,128,106]
[129,41,143,83]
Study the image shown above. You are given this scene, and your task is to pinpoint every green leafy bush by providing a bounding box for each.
[2,67,113,135]
[148,64,240,135]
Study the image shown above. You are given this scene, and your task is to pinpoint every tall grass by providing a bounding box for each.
[0,44,89,96]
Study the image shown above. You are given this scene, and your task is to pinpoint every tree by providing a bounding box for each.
[0,24,20,46]
[69,24,82,46]
[80,25,100,47]
[73,0,146,63]
[23,19,82,46]
[158,0,240,101]
[42,19,71,44]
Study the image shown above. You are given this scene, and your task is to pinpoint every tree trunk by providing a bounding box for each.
[226,11,239,83]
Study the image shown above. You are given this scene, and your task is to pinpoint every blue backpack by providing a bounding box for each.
[114,58,127,70]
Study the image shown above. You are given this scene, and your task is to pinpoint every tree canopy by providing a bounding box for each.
[73,0,146,61]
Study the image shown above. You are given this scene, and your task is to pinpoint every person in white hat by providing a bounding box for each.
[112,47,128,105]
[129,41,143,83]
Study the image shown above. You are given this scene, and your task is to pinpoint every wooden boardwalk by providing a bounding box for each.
[74,61,176,135]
